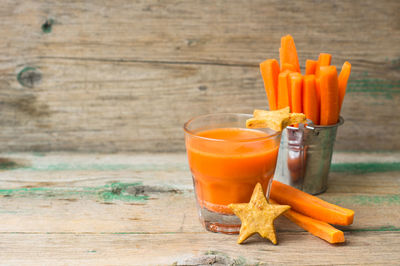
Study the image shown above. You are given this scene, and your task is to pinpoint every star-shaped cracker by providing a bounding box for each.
[228,183,290,244]
[246,107,306,132]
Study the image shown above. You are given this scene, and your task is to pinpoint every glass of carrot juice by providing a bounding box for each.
[184,113,281,234]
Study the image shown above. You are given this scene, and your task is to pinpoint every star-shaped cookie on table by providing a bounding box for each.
[228,183,290,245]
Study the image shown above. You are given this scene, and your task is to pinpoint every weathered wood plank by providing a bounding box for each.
[0,153,399,234]
[1,57,399,152]
[1,1,399,65]
[0,232,399,265]
[1,152,399,191]
[0,0,399,152]
[1,187,399,234]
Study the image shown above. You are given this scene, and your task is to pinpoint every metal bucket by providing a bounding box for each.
[274,117,344,195]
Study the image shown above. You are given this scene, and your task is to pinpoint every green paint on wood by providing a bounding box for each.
[331,162,400,174]
[348,78,400,92]
[99,182,148,202]
[324,194,400,206]
[2,162,188,172]
[0,160,21,170]
[32,152,46,157]
[17,67,42,88]
[6,161,400,174]
[345,226,400,232]
[17,67,36,85]
[347,78,400,99]
[391,58,400,70]
[0,182,148,202]
[337,150,400,154]
[41,19,54,33]
[2,154,399,174]
[0,209,18,214]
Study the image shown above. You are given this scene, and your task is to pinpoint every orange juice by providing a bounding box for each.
[186,127,280,214]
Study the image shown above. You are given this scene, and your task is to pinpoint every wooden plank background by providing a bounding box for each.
[0,0,399,152]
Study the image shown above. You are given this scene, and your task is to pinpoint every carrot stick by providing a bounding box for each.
[315,77,321,125]
[285,209,345,244]
[280,35,300,72]
[270,180,354,226]
[270,199,345,244]
[319,66,340,125]
[282,63,297,72]
[305,60,318,75]
[286,71,292,107]
[277,71,291,109]
[303,75,319,125]
[260,59,280,110]
[338,61,351,112]
[315,53,332,76]
[289,73,303,113]
[318,53,332,66]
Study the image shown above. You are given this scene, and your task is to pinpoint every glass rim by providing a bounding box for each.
[183,113,281,143]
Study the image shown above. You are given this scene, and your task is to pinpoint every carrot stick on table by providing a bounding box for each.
[289,72,303,113]
[338,61,352,112]
[280,35,300,72]
[277,71,291,109]
[269,199,345,244]
[303,75,320,125]
[305,60,318,75]
[319,66,340,125]
[260,59,280,110]
[270,180,354,226]
[315,53,332,76]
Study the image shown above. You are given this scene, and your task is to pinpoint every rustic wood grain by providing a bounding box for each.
[0,153,399,264]
[0,0,398,152]
[1,232,399,265]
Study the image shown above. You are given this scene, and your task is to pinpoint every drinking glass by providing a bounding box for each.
[184,113,281,234]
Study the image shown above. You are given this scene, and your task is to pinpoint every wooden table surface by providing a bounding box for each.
[0,152,399,265]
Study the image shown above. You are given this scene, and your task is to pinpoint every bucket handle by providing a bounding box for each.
[305,117,344,136]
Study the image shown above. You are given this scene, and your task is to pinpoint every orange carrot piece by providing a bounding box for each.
[289,72,303,113]
[270,199,345,244]
[318,53,332,66]
[260,59,280,110]
[277,71,291,109]
[305,60,318,75]
[286,71,292,107]
[280,35,300,72]
[270,180,354,226]
[338,61,352,112]
[315,77,321,125]
[303,75,320,125]
[282,63,298,72]
[315,53,332,76]
[319,66,340,125]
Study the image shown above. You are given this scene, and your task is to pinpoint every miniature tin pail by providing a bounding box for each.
[274,117,344,195]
